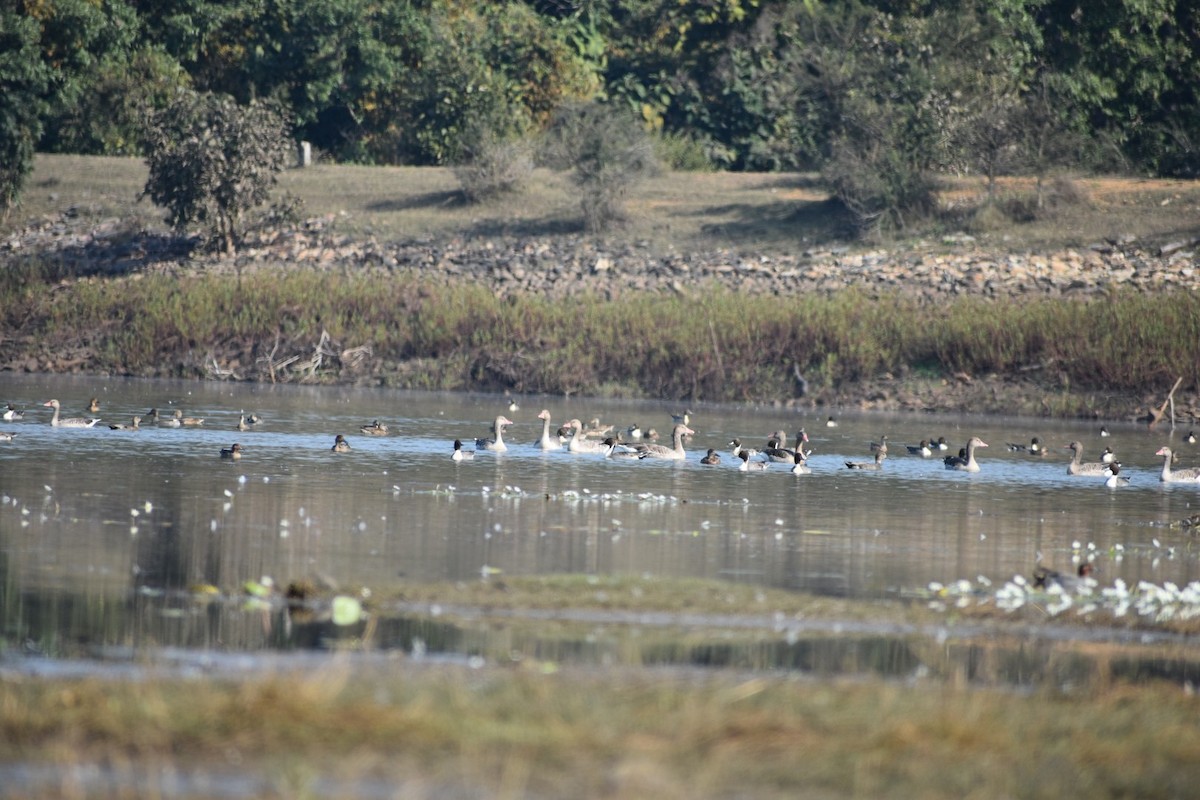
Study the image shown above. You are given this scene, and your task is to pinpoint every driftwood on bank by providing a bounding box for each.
[1146,377,1184,429]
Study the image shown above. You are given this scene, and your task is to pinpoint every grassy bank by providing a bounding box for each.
[2,262,1198,414]
[2,666,1198,799]
[3,155,1200,415]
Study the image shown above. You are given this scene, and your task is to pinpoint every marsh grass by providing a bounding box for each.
[3,263,1197,405]
[2,665,1198,799]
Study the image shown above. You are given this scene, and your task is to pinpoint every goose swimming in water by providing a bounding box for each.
[1064,441,1108,477]
[43,399,100,428]
[566,419,607,454]
[536,410,560,451]
[1156,446,1200,483]
[476,415,514,452]
[944,437,988,472]
[635,423,694,461]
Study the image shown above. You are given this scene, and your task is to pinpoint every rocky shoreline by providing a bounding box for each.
[7,210,1200,301]
[4,210,1199,420]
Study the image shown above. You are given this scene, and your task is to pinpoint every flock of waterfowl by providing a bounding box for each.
[6,398,1200,488]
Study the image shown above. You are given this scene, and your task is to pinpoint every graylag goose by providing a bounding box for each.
[635,423,694,461]
[331,434,352,453]
[1064,441,1108,476]
[944,437,988,472]
[452,439,474,461]
[476,415,514,452]
[43,399,99,428]
[536,409,560,451]
[1156,446,1200,483]
[565,419,606,454]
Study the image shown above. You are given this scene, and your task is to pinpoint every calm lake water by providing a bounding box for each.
[3,374,1200,685]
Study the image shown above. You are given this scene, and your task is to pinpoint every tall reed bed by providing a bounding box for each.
[2,261,1197,400]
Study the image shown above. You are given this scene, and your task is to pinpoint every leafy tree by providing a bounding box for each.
[141,90,292,254]
[542,101,658,232]
[0,9,52,220]
[44,47,190,155]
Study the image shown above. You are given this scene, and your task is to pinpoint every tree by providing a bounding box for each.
[142,90,292,255]
[0,9,52,220]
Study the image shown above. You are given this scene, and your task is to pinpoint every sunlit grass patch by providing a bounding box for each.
[2,663,1199,799]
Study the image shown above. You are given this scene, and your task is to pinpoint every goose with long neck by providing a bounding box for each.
[566,419,606,454]
[1065,441,1108,476]
[1156,446,1200,483]
[476,415,514,452]
[536,409,560,450]
[43,399,99,428]
[635,423,694,460]
[944,437,988,472]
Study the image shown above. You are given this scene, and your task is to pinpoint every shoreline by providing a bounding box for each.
[3,209,1198,423]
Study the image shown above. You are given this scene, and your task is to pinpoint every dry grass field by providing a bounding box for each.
[11,154,1200,255]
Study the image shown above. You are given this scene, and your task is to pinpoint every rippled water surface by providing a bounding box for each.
[3,374,1200,679]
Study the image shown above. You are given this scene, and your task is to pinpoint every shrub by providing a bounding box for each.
[141,90,292,255]
[454,128,534,204]
[542,101,659,233]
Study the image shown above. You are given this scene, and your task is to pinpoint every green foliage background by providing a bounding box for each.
[2,0,1199,216]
